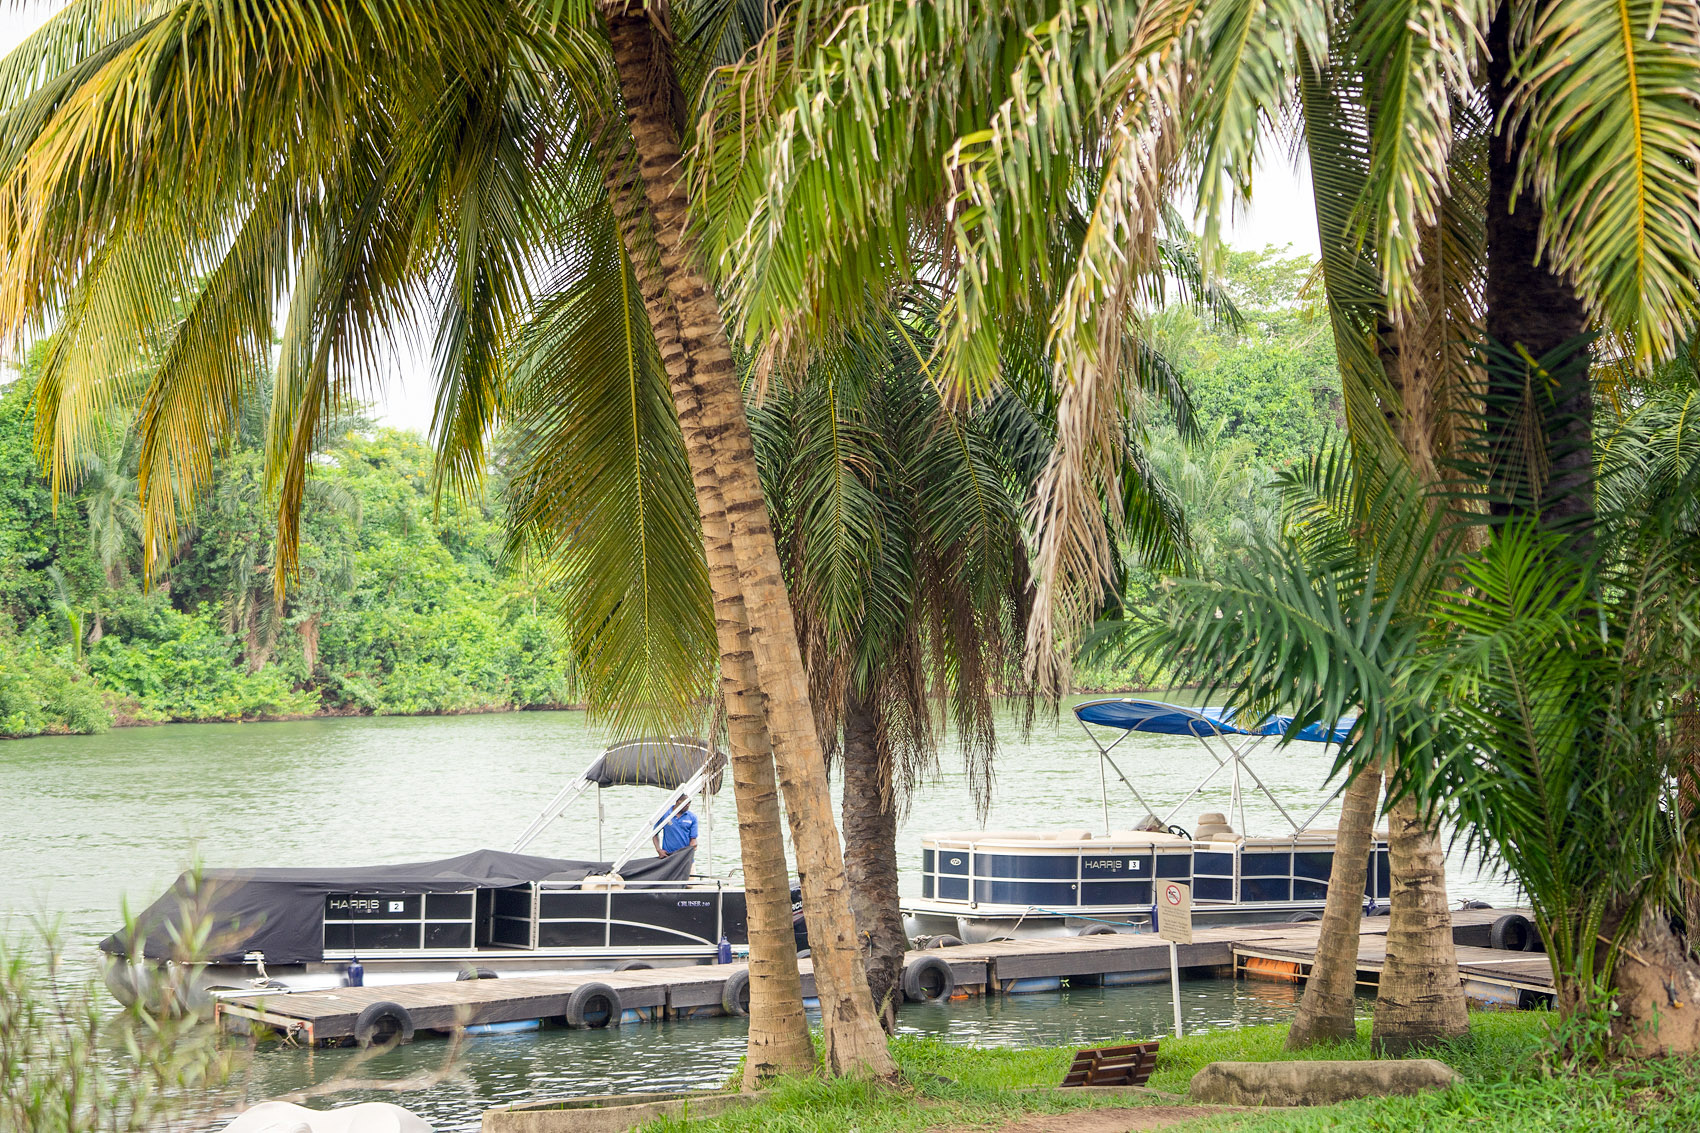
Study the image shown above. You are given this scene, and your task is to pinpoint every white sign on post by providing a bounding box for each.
[1157,881,1193,944]
[1156,882,1192,1039]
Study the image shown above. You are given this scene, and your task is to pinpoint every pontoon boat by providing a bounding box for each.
[902,699,1389,941]
[102,739,788,1006]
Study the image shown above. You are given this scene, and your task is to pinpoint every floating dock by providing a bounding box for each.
[1232,919,1554,1009]
[216,907,1545,1046]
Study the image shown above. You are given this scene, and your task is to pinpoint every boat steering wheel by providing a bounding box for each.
[1167,824,1192,841]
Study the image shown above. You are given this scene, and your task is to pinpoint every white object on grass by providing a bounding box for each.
[221,1100,433,1133]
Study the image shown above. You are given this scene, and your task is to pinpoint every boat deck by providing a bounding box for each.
[216,907,1545,1045]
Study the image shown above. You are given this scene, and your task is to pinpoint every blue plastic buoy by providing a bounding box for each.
[718,934,733,964]
[346,957,364,987]
[466,1019,541,1036]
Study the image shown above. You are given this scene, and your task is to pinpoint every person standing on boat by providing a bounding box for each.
[653,797,698,858]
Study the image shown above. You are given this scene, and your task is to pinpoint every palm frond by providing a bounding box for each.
[504,202,715,733]
[1510,0,1700,363]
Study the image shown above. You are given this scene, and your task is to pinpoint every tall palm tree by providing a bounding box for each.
[0,0,892,1077]
[697,0,1469,1050]
[747,307,1030,1018]
[594,2,896,1073]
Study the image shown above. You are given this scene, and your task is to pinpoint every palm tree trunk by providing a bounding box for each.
[1366,222,1469,1053]
[1484,5,1592,529]
[1286,765,1379,1049]
[600,2,896,1077]
[601,158,814,1080]
[840,688,906,1030]
[1482,7,1700,1048]
[1371,786,1468,1053]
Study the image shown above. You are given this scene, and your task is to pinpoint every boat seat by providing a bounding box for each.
[1194,811,1236,840]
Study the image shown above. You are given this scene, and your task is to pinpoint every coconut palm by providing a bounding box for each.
[0,0,893,1077]
[698,0,1473,1049]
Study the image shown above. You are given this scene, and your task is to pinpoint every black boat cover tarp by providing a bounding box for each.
[584,738,723,791]
[100,847,694,964]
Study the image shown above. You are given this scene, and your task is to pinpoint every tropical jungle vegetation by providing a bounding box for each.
[0,368,577,738]
[4,0,1700,1095]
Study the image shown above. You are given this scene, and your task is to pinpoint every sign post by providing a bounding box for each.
[1156,882,1193,1039]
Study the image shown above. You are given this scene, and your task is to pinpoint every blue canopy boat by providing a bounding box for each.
[901,699,1390,942]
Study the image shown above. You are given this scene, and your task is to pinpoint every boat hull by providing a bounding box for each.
[903,829,1389,943]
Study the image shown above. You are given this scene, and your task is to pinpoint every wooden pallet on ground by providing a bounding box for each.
[1061,1042,1160,1087]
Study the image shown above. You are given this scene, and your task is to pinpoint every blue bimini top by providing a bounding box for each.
[1073,699,1356,744]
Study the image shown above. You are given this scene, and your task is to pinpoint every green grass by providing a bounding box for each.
[640,1034,1154,1133]
[640,1011,1700,1132]
[1144,1010,1548,1094]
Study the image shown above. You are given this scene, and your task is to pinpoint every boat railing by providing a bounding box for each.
[916,833,1392,910]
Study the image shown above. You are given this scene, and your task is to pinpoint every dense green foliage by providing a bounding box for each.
[0,380,575,738]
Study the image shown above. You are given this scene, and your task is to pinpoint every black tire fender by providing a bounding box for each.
[925,934,965,949]
[353,1001,415,1048]
[564,981,621,1028]
[1287,911,1322,924]
[902,955,956,1003]
[614,960,653,972]
[456,967,499,981]
[721,968,751,1017]
[1079,923,1120,936]
[1490,913,1534,952]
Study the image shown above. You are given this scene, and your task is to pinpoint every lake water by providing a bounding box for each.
[0,703,1515,1128]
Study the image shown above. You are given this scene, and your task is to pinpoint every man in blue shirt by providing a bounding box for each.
[653,798,699,858]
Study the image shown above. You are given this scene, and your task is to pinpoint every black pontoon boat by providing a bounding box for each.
[902,699,1389,941]
[103,739,783,1006]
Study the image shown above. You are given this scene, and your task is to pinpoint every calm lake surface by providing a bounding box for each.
[1,703,1515,1128]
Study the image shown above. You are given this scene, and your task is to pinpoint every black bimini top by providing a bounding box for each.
[583,737,723,792]
[101,847,693,964]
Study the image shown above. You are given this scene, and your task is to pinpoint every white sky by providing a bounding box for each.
[1,6,1320,437]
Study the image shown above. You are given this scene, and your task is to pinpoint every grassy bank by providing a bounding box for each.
[641,1012,1700,1132]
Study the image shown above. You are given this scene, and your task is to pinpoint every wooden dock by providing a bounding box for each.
[216,907,1547,1045]
[1232,911,1554,1009]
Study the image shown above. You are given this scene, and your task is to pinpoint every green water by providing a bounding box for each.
[0,706,1512,1129]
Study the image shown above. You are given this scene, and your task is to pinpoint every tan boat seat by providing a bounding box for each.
[1194,811,1237,840]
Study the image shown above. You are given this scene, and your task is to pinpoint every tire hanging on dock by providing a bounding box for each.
[720,969,751,1016]
[565,981,621,1028]
[901,955,955,1003]
[1490,913,1537,952]
[353,1001,415,1048]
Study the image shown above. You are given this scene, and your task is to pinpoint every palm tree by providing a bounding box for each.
[498,199,814,1079]
[698,0,1474,1050]
[746,307,1030,1019]
[0,0,891,1077]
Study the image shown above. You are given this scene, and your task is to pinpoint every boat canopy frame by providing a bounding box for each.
[1072,699,1357,838]
[510,738,726,872]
